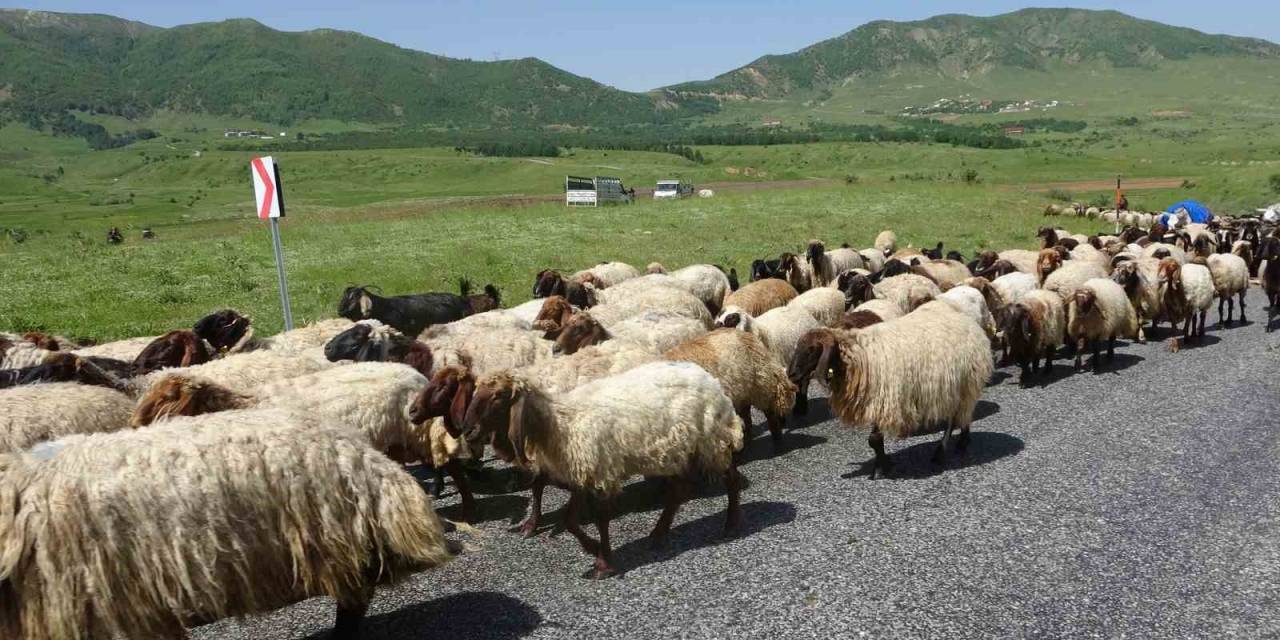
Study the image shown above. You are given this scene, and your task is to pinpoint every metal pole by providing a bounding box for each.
[269,217,294,331]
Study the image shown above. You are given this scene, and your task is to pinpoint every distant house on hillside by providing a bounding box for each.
[762,117,782,127]
[1003,126,1026,136]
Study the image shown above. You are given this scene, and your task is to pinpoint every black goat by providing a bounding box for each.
[945,250,966,263]
[459,278,501,314]
[750,258,783,282]
[338,286,471,338]
[922,242,944,260]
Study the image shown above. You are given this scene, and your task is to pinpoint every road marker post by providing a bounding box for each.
[250,156,294,330]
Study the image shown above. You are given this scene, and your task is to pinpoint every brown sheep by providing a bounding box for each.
[722,278,799,317]
[1035,248,1063,285]
[132,330,212,375]
[532,295,577,333]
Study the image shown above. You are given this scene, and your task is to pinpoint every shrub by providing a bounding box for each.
[963,169,980,184]
[844,174,859,186]
[1047,188,1073,202]
[1269,174,1280,194]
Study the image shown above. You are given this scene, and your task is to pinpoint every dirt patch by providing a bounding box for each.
[1151,110,1191,118]
[1012,178,1188,193]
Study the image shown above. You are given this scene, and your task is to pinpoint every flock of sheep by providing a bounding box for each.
[1,214,1279,639]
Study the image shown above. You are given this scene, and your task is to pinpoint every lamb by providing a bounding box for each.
[337,285,472,337]
[786,302,993,478]
[788,286,848,327]
[551,310,708,356]
[807,240,864,287]
[1003,290,1066,385]
[1109,258,1162,342]
[1156,258,1214,348]
[874,230,897,256]
[873,273,942,314]
[459,361,743,579]
[665,329,796,445]
[570,261,641,289]
[938,285,998,341]
[0,408,451,640]
[0,382,135,453]
[1206,253,1250,325]
[721,278,798,317]
[1066,278,1138,370]
[1042,261,1108,303]
[913,259,971,289]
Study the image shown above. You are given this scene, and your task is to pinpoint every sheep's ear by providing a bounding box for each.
[449,376,475,432]
[507,392,529,466]
[358,293,373,318]
[179,334,200,367]
[814,341,838,384]
[542,326,563,341]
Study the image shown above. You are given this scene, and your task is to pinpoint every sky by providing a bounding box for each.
[12,1,1278,91]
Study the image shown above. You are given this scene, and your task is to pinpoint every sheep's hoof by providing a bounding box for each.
[509,519,539,538]
[582,565,617,580]
[1167,338,1181,353]
[720,520,744,541]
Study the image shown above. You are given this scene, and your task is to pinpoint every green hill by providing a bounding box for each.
[0,9,704,128]
[666,8,1280,100]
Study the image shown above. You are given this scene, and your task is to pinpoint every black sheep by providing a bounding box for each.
[337,286,471,338]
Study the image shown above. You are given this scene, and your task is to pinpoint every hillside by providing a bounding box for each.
[0,9,706,128]
[666,8,1280,100]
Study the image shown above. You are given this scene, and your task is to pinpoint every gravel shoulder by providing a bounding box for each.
[194,288,1280,640]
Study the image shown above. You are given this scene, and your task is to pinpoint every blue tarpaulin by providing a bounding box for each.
[1162,200,1213,224]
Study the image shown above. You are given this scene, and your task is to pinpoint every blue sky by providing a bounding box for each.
[14,1,1278,91]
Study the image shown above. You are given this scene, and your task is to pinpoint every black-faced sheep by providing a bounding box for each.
[1262,237,1280,332]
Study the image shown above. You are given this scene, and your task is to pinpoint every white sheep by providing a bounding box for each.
[788,301,993,478]
[1206,253,1249,325]
[913,259,971,289]
[572,261,641,289]
[788,286,847,327]
[997,249,1040,274]
[858,248,887,274]
[873,273,942,314]
[990,271,1039,307]
[668,264,734,313]
[508,298,552,325]
[132,348,333,396]
[1065,278,1138,370]
[426,325,554,375]
[716,304,821,368]
[938,285,998,341]
[1110,258,1162,343]
[1042,261,1108,303]
[71,335,158,362]
[0,408,452,640]
[874,230,897,256]
[807,241,865,287]
[1142,242,1187,264]
[1156,259,1215,348]
[578,285,712,329]
[0,382,134,453]
[460,361,743,579]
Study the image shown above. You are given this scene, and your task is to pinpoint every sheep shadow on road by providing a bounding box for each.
[610,500,797,576]
[785,395,834,430]
[312,591,542,640]
[840,431,1025,481]
[738,432,828,464]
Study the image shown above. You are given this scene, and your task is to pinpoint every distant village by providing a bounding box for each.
[900,96,1065,116]
[223,129,287,139]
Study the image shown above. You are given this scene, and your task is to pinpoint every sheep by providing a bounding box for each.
[990,271,1039,307]
[668,264,736,313]
[425,325,555,375]
[551,310,708,356]
[1261,237,1280,332]
[1066,278,1138,370]
[913,259,971,289]
[1035,248,1063,284]
[997,249,1040,275]
[1109,258,1162,343]
[721,278,798,317]
[405,365,485,516]
[1156,259,1214,348]
[571,261,641,289]
[1206,253,1250,325]
[252,318,356,353]
[71,335,160,362]
[846,299,903,327]
[0,351,134,390]
[874,230,897,256]
[337,285,471,337]
[938,285,998,341]
[424,307,533,339]
[788,286,847,327]
[574,285,712,329]
[779,252,814,292]
[890,247,926,265]
[458,361,743,579]
[716,304,820,369]
[0,382,134,453]
[807,241,864,287]
[1042,261,1108,304]
[665,329,796,445]
[786,303,993,479]
[532,295,578,332]
[749,257,784,282]
[510,296,560,324]
[1003,290,1066,385]
[1142,243,1188,264]
[1070,244,1113,275]
[853,249,883,275]
[0,408,452,640]
[873,273,942,314]
[134,348,332,396]
[325,320,434,375]
[0,338,55,370]
[646,262,666,274]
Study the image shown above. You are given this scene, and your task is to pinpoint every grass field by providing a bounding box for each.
[4,101,1279,341]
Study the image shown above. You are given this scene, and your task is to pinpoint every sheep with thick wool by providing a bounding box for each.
[913,259,971,289]
[716,304,821,371]
[786,301,993,479]
[788,286,847,327]
[858,248,887,275]
[132,348,333,396]
[1156,258,1215,348]
[722,278,798,317]
[0,408,452,640]
[71,336,159,362]
[1066,278,1138,370]
[938,285,998,341]
[571,261,641,289]
[1206,252,1249,325]
[780,252,815,292]
[576,285,712,329]
[592,270,730,315]
[551,310,708,356]
[1043,261,1108,303]
[1142,242,1188,264]
[844,299,903,329]
[1003,290,1066,385]
[807,240,865,287]
[665,328,796,444]
[425,325,555,375]
[873,273,942,314]
[874,230,897,256]
[1110,258,1162,342]
[460,361,744,579]
[0,383,134,453]
[997,249,1041,275]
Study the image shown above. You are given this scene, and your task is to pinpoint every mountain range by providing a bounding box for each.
[2,7,1278,129]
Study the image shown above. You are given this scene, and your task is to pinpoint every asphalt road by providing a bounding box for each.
[194,288,1280,640]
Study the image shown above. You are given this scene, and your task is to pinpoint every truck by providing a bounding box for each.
[565,175,632,207]
[653,179,694,200]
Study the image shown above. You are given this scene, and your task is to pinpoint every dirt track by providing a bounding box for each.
[1013,178,1187,192]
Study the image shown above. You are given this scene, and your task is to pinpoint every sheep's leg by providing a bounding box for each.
[736,405,754,441]
[1219,296,1227,326]
[649,477,689,548]
[1091,339,1102,372]
[1238,291,1246,323]
[445,459,476,524]
[1198,310,1207,338]
[430,465,446,499]
[511,473,547,538]
[332,582,375,640]
[956,422,972,452]
[1042,345,1054,375]
[723,457,743,537]
[1018,360,1032,387]
[867,428,892,480]
[1073,337,1086,371]
[1106,336,1116,361]
[765,411,785,445]
[792,380,810,416]
[931,423,954,464]
[563,492,600,557]
[585,497,617,580]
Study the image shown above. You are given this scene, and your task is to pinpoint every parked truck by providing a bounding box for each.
[565,175,631,206]
[653,179,694,200]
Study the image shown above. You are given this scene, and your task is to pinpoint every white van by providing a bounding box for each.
[654,180,693,200]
